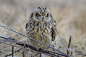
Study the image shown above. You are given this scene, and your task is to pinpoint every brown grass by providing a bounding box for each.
[0,0,86,57]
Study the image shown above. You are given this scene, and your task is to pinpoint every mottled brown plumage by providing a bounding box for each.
[26,7,57,55]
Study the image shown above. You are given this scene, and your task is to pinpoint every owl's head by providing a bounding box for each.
[30,7,53,23]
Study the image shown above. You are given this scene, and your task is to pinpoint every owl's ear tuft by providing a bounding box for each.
[44,7,46,10]
[30,13,33,18]
[38,7,41,9]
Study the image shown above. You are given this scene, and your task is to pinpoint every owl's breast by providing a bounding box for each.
[27,24,52,39]
[26,22,52,49]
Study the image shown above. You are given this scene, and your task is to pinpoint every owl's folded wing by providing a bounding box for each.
[51,19,57,41]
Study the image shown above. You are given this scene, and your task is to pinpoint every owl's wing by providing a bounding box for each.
[51,19,57,41]
[26,23,28,29]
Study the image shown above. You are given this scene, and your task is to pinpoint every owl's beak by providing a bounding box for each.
[42,17,44,22]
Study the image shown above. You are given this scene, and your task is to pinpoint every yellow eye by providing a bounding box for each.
[45,14,48,17]
[36,13,40,17]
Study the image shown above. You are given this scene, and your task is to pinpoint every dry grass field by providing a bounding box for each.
[0,0,86,57]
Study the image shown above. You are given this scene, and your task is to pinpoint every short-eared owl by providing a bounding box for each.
[26,7,57,51]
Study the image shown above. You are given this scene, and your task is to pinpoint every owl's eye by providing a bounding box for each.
[45,14,48,17]
[36,13,40,17]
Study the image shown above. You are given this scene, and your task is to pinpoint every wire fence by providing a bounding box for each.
[0,25,86,57]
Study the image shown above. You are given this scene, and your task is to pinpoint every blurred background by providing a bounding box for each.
[0,0,86,57]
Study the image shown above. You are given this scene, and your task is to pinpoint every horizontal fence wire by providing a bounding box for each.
[0,24,68,55]
[0,25,86,57]
[0,35,69,57]
[0,40,57,57]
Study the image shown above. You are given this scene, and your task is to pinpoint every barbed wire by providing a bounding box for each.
[56,29,68,50]
[0,24,67,54]
[0,41,58,57]
[0,35,69,57]
[0,24,86,57]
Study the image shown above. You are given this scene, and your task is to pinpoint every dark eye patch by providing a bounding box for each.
[36,13,40,17]
[45,14,48,17]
